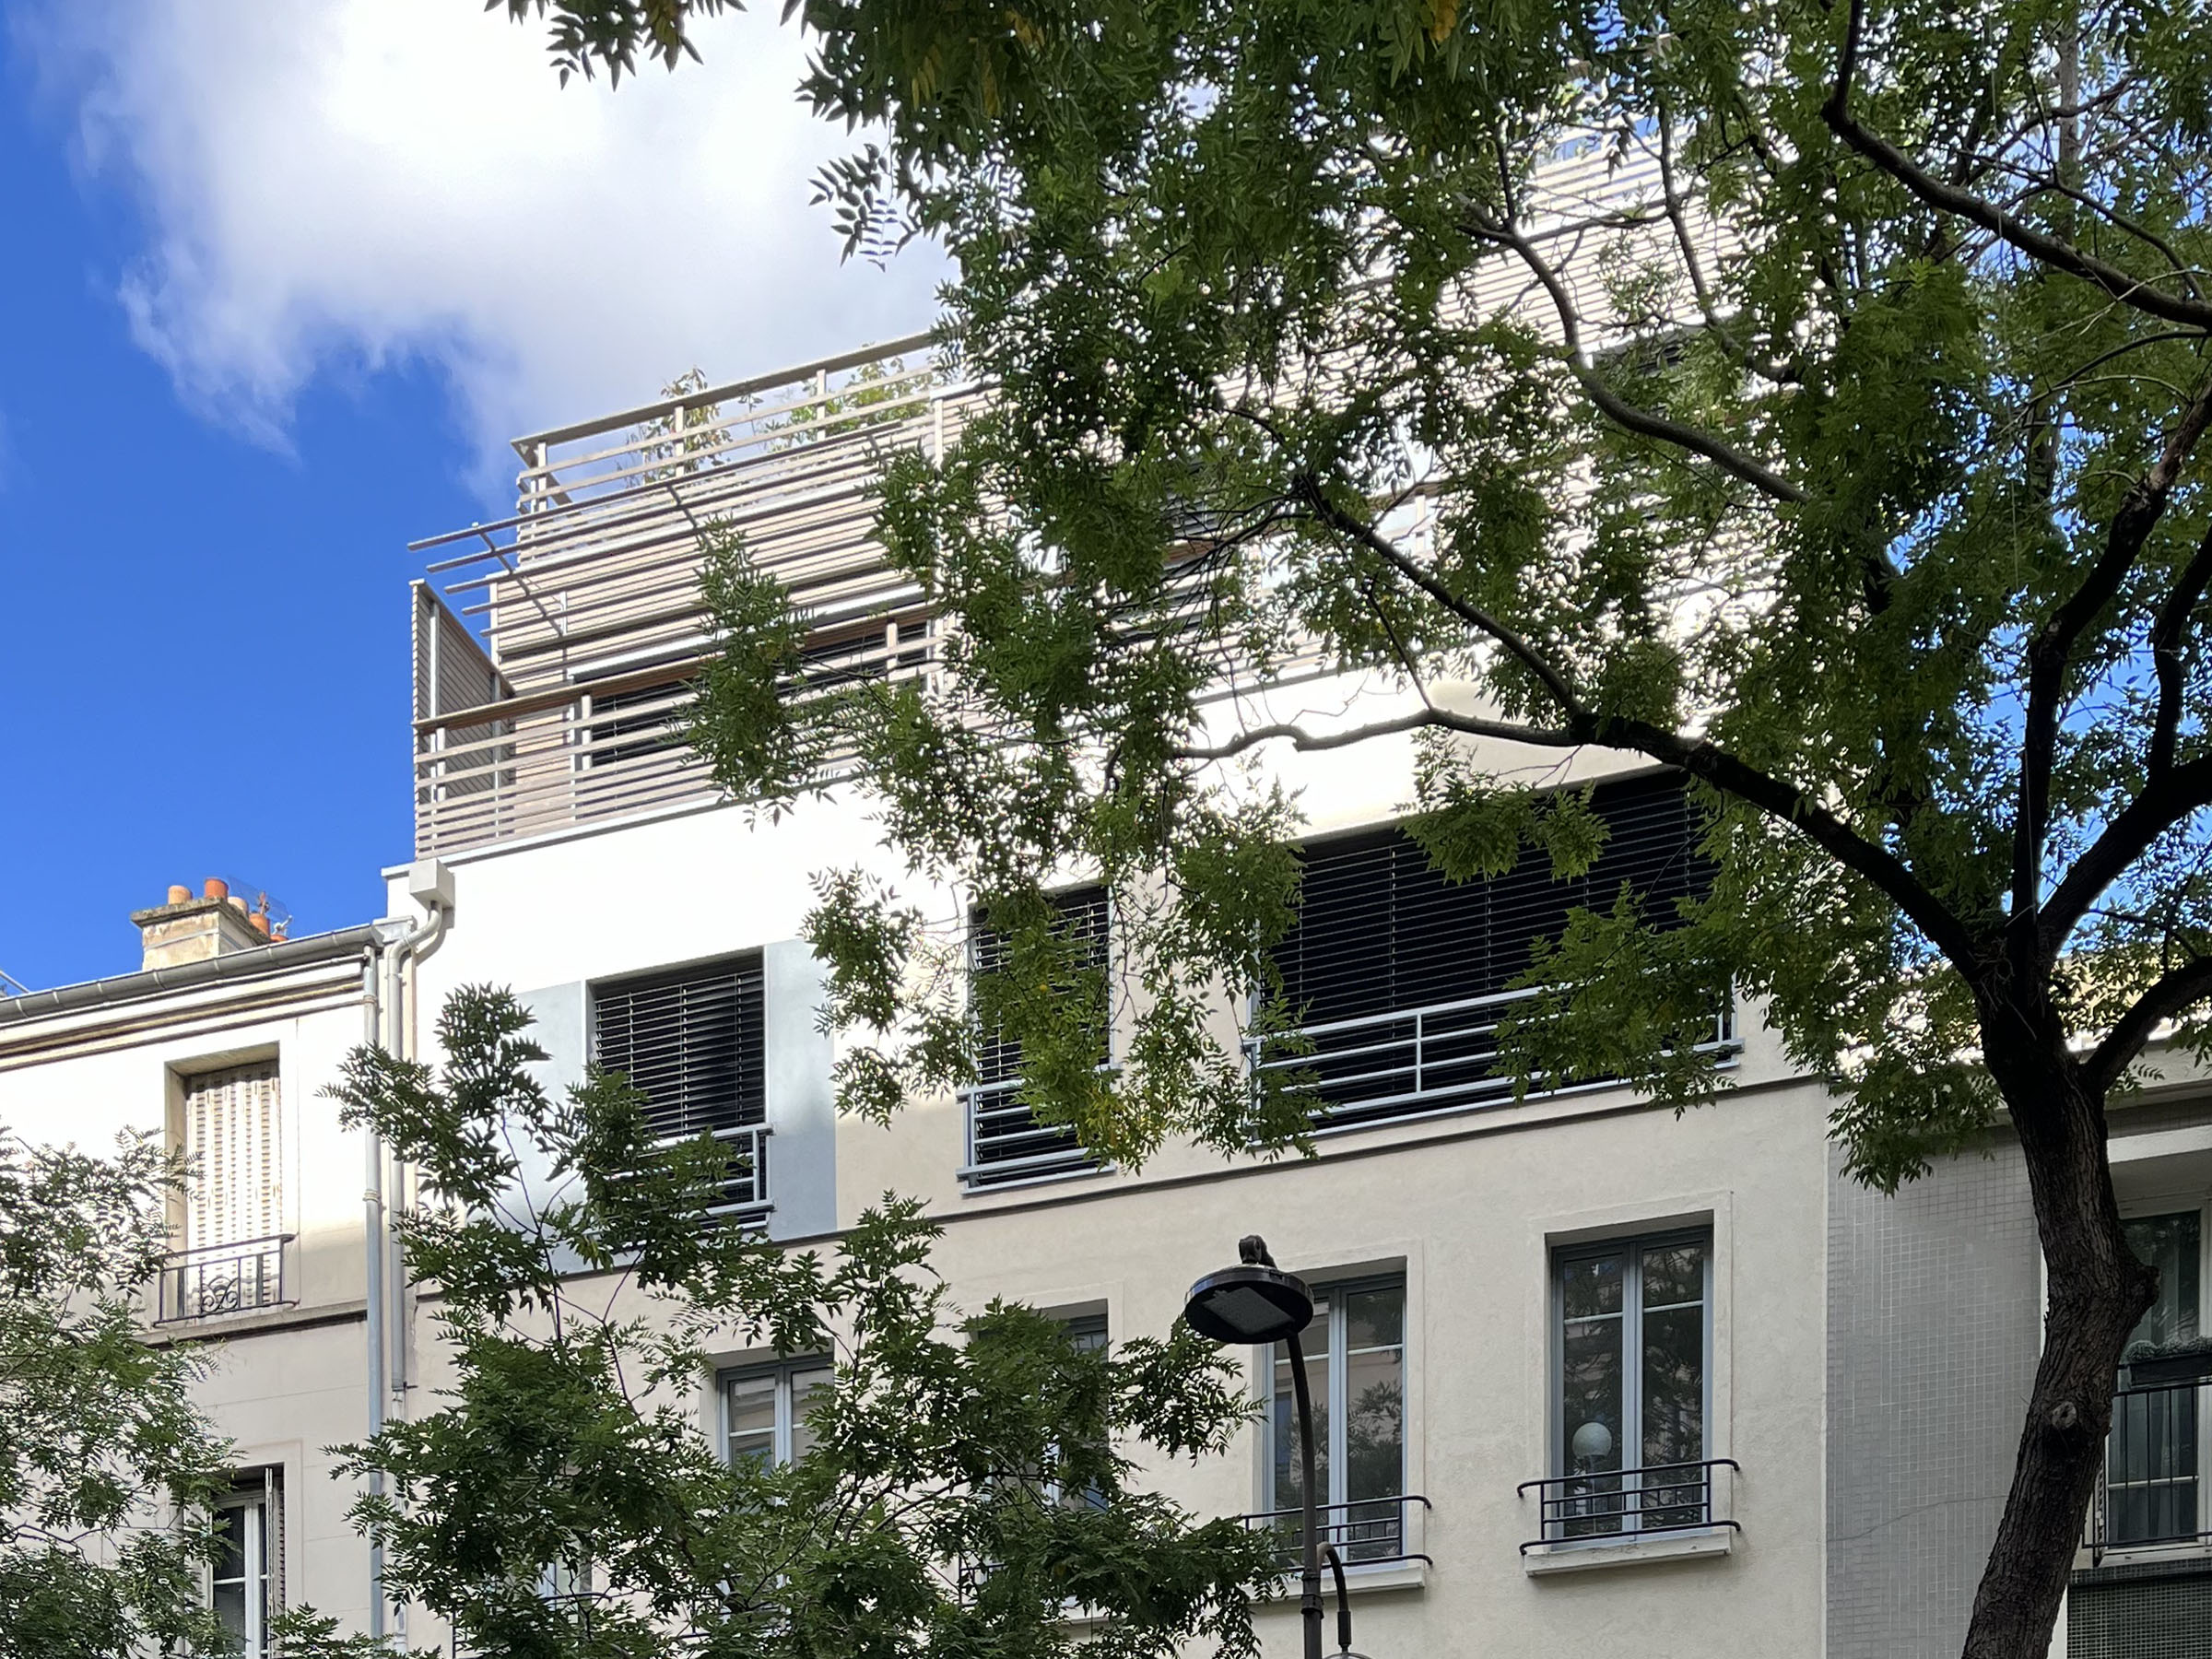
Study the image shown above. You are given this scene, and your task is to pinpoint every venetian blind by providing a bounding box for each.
[593,959,766,1139]
[182,1063,282,1250]
[1271,772,1707,1028]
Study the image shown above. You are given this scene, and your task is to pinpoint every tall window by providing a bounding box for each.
[210,1472,280,1657]
[169,1062,286,1320]
[2108,1209,2205,1547]
[1554,1231,1711,1536]
[594,959,768,1220]
[1262,773,1714,1127]
[723,1359,831,1467]
[963,886,1110,1187]
[1267,1277,1406,1562]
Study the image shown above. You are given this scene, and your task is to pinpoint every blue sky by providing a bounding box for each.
[0,3,937,994]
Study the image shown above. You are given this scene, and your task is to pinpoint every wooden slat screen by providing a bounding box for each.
[182,1062,282,1250]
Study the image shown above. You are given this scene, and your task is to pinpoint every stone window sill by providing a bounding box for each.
[1522,1527,1735,1576]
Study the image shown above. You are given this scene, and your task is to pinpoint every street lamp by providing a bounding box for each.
[1183,1234,1341,1659]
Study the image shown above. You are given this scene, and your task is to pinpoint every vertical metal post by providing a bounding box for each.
[1284,1326,1324,1659]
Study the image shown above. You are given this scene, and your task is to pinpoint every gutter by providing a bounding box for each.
[0,925,385,1024]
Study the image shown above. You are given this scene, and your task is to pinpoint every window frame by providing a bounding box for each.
[2103,1195,2212,1558]
[959,884,1114,1190]
[208,1474,277,1658]
[590,955,770,1221]
[1262,1272,1408,1524]
[1547,1228,1715,1525]
[719,1356,833,1468]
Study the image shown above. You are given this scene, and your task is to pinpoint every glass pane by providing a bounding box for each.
[1345,1285,1403,1351]
[1641,1241,1705,1311]
[724,1372,777,1466]
[788,1365,833,1464]
[2123,1213,2201,1358]
[1560,1252,1623,1321]
[1641,1304,1705,1468]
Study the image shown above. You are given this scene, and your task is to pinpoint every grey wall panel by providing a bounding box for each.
[512,981,588,1272]
[1826,1137,2041,1657]
[761,941,836,1241]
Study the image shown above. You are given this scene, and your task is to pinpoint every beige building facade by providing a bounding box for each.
[4,329,2209,1657]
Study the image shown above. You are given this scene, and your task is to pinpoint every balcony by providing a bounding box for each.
[1243,1495,1432,1572]
[156,1234,294,1324]
[407,336,959,856]
[958,1077,1103,1190]
[1251,985,1738,1132]
[1517,1458,1739,1553]
[2085,1363,2211,1564]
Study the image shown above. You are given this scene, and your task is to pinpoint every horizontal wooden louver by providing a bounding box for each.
[1266,774,1711,1125]
[966,887,1109,1184]
[594,960,767,1213]
[183,1063,282,1250]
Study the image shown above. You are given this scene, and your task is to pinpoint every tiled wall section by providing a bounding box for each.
[1826,1136,2042,1656]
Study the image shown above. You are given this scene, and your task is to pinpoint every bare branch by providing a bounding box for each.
[1285,484,1986,969]
[2043,754,2212,948]
[2083,954,2212,1094]
[1823,1,2212,330]
[2018,381,2212,921]
[1172,707,1579,762]
[2150,523,2212,775]
[1456,201,1810,504]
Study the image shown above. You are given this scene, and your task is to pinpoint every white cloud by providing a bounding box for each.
[24,0,943,488]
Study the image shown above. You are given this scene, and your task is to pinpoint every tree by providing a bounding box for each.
[0,1131,241,1657]
[498,4,2212,1653]
[316,984,1276,1658]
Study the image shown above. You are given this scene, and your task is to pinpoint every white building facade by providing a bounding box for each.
[2,330,2207,1659]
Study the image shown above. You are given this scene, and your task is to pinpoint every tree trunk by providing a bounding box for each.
[1959,1004,2156,1659]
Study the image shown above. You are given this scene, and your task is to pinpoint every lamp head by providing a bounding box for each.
[1182,1260,1315,1346]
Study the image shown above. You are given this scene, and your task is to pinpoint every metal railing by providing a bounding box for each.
[700,1124,771,1226]
[156,1234,294,1324]
[958,1077,1100,1189]
[1251,986,1737,1129]
[1517,1458,1739,1550]
[1243,1495,1432,1571]
[2086,1368,2209,1563]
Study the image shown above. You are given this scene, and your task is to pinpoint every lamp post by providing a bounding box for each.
[1183,1234,1335,1659]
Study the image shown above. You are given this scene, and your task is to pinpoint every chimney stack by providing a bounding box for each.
[131,878,269,971]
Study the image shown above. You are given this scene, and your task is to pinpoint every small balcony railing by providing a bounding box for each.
[1517,1458,1739,1551]
[700,1124,771,1226]
[156,1234,294,1324]
[2085,1359,2211,1564]
[1251,986,1737,1131]
[1242,1495,1431,1571]
[958,1077,1104,1190]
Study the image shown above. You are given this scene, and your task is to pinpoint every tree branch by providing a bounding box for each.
[1172,707,1579,762]
[2083,954,2212,1094]
[2042,754,2212,948]
[1284,482,1986,970]
[1822,0,2212,330]
[2018,382,2212,922]
[1456,202,1809,505]
[2150,522,2212,776]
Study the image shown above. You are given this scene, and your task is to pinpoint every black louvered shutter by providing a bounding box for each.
[1267,773,1707,1123]
[966,887,1109,1182]
[594,959,766,1139]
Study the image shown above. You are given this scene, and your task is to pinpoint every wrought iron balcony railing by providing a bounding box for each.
[156,1234,294,1324]
[1242,1494,1432,1571]
[2085,1364,2210,1564]
[1517,1458,1739,1551]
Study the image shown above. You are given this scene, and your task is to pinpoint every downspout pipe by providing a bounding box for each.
[365,863,452,1643]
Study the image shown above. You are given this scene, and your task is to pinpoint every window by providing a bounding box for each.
[594,959,768,1221]
[2106,1208,2206,1549]
[1260,773,1716,1128]
[579,673,690,771]
[1551,1231,1712,1538]
[1266,1277,1406,1563]
[723,1359,831,1466]
[210,1472,280,1656]
[962,886,1110,1188]
[165,1062,287,1322]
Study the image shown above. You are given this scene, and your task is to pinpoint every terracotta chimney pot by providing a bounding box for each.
[167,884,192,905]
[203,877,229,901]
